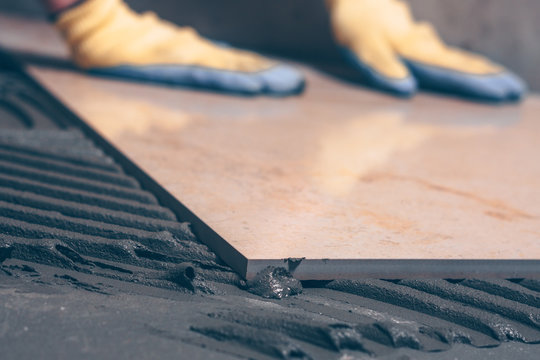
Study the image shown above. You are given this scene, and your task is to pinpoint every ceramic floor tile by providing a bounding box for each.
[26,64,540,279]
[2,15,538,279]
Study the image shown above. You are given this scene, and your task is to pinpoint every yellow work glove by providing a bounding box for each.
[328,0,526,101]
[55,0,305,96]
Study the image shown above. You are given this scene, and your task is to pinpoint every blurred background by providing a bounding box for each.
[1,0,539,90]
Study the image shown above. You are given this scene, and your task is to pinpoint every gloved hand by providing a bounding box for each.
[55,0,305,96]
[327,0,526,101]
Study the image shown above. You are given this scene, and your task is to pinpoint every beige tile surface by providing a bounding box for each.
[1,15,539,278]
[25,65,540,261]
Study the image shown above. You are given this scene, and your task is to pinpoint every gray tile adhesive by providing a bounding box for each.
[0,48,539,359]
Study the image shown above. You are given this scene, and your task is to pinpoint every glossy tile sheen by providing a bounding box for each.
[26,65,540,262]
[2,15,538,277]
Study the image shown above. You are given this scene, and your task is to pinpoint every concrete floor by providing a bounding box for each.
[2,49,540,360]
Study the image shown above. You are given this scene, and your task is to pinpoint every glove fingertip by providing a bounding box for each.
[340,47,417,97]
